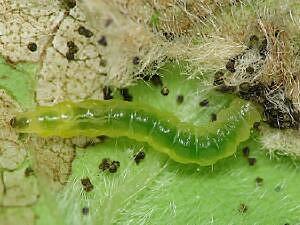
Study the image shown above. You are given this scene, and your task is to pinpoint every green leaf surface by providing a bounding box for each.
[34,63,300,225]
[0,56,38,109]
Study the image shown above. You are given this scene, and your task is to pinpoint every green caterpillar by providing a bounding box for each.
[12,98,261,165]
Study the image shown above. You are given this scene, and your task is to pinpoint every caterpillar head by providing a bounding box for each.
[10,116,30,130]
[10,109,64,137]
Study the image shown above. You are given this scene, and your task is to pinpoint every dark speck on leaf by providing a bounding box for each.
[255,177,263,186]
[150,74,163,86]
[161,87,169,96]
[242,146,250,157]
[98,36,107,46]
[134,151,145,164]
[27,42,37,52]
[81,177,94,192]
[82,207,89,215]
[275,185,283,192]
[176,95,184,104]
[211,113,217,122]
[24,167,34,177]
[248,157,257,166]
[103,86,113,100]
[132,56,140,65]
[78,26,94,38]
[199,99,209,107]
[238,203,248,213]
[105,18,113,27]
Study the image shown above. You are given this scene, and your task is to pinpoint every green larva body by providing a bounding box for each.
[13,99,261,165]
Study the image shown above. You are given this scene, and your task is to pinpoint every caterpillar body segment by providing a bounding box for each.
[13,99,261,165]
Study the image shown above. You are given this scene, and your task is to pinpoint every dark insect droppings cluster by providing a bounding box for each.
[238,82,265,103]
[263,99,299,129]
[236,76,300,129]
[223,41,300,130]
[99,158,120,173]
